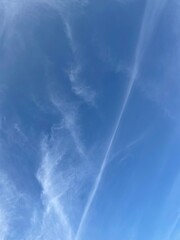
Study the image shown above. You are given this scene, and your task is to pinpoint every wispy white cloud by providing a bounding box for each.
[130,0,169,82]
[63,15,96,105]
[68,65,96,105]
[110,132,146,163]
[138,0,180,122]
[75,1,168,239]
[33,92,93,238]
[50,95,86,158]
[0,0,95,229]
[36,138,73,240]
[0,172,28,240]
[35,125,91,240]
[38,0,95,105]
[1,0,95,105]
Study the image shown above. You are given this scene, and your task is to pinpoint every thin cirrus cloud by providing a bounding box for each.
[39,0,96,105]
[0,0,95,106]
[36,138,73,240]
[62,12,96,105]
[50,95,86,158]
[1,1,93,238]
[74,0,169,239]
[34,114,92,240]
[68,65,96,105]
[32,91,93,239]
[0,172,28,240]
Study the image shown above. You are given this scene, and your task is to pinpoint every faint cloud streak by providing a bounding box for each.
[75,1,169,239]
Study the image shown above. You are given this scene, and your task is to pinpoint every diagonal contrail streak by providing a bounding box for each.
[75,1,168,239]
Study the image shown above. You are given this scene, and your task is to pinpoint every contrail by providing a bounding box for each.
[75,1,168,239]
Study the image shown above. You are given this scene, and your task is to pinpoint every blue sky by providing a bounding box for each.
[0,0,180,239]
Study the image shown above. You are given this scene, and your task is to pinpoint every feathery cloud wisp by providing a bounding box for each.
[50,95,86,158]
[35,97,91,240]
[68,65,96,105]
[40,0,95,105]
[0,0,95,106]
[36,138,73,240]
[0,172,28,240]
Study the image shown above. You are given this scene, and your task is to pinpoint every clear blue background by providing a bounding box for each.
[0,0,180,239]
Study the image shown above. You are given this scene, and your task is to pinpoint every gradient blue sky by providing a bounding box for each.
[0,0,180,239]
